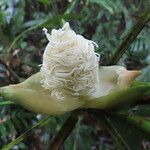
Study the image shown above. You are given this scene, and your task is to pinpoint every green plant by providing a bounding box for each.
[0,1,149,150]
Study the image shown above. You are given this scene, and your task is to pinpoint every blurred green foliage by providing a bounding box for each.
[0,0,149,150]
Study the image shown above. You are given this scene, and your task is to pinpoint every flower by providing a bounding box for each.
[0,23,145,115]
[41,23,141,100]
[41,23,100,99]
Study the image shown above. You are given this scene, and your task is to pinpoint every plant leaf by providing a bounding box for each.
[0,100,14,106]
[89,0,116,14]
[1,116,51,150]
[103,115,150,150]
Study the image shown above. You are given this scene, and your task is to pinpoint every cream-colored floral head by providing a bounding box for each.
[41,22,100,99]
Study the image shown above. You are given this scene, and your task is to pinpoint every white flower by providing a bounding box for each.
[41,23,141,100]
[0,23,142,115]
[41,23,100,99]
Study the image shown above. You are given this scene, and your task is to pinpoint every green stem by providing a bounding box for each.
[92,111,130,150]
[1,116,51,150]
[48,111,80,150]
[107,9,150,65]
[116,112,150,134]
[0,100,14,106]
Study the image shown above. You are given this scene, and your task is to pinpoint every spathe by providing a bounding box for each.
[98,66,141,97]
[0,66,149,115]
[0,73,85,115]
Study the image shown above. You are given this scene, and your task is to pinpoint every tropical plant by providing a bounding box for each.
[0,0,149,150]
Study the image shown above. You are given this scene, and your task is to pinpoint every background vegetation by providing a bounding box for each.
[0,0,149,150]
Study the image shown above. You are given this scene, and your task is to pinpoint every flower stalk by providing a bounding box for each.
[115,112,150,134]
[48,111,80,150]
